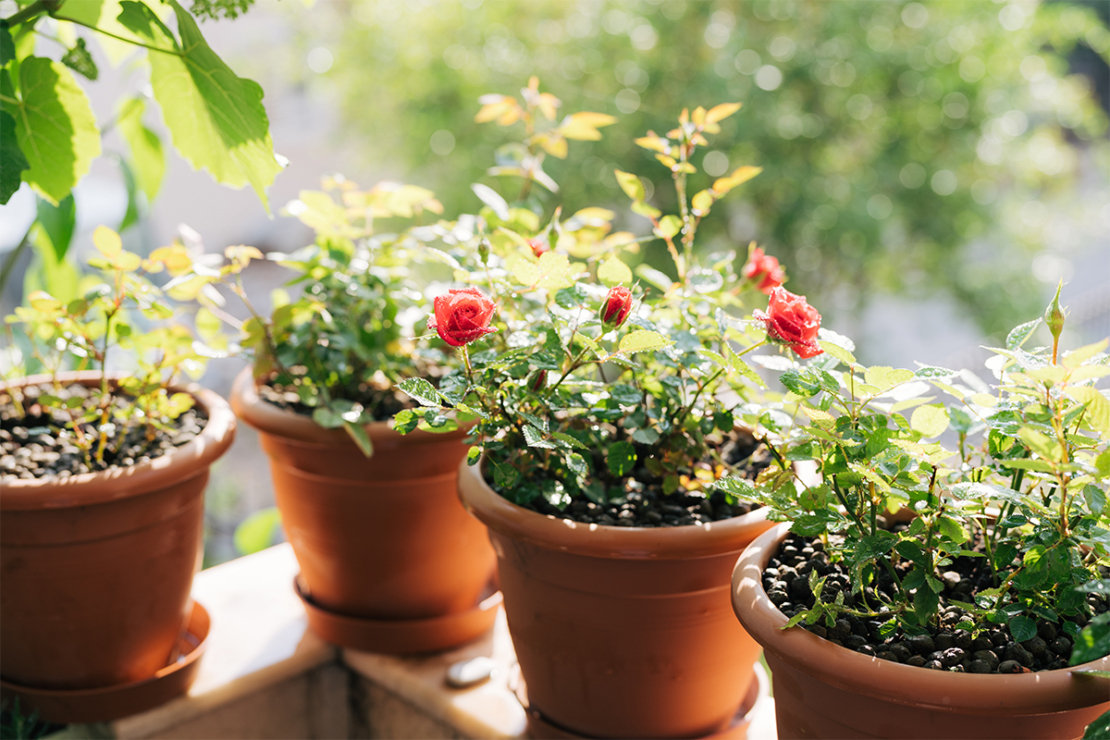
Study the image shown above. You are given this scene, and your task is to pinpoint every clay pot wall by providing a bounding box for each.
[1,373,235,689]
[231,370,496,621]
[459,459,774,739]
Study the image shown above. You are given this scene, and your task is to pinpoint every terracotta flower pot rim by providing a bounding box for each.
[458,457,770,561]
[0,371,235,511]
[230,367,470,447]
[732,522,1110,715]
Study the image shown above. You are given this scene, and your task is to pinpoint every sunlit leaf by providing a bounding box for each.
[0,57,101,204]
[118,0,281,210]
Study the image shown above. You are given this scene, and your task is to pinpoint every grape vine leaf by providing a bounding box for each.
[0,109,29,204]
[0,58,101,205]
[118,0,282,211]
[117,97,165,202]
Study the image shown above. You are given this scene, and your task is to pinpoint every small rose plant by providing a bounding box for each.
[393,96,832,519]
[725,282,1110,673]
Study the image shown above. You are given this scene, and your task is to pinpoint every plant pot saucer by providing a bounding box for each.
[509,662,770,740]
[293,575,502,654]
[0,601,210,724]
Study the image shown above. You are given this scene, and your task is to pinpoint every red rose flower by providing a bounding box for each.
[742,246,785,294]
[754,287,823,359]
[427,287,498,347]
[528,237,550,258]
[600,286,633,328]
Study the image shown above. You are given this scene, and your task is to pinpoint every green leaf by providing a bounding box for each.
[617,330,672,355]
[471,182,509,220]
[1071,386,1110,435]
[466,446,481,466]
[1085,485,1107,516]
[1008,614,1036,643]
[713,475,755,499]
[1,57,101,204]
[396,377,443,408]
[691,189,713,214]
[118,0,281,210]
[36,194,75,261]
[936,515,969,545]
[392,409,420,435]
[0,109,29,204]
[1082,710,1110,740]
[630,200,662,219]
[817,340,856,366]
[233,506,282,556]
[727,347,766,389]
[344,420,374,457]
[631,427,660,444]
[1007,318,1041,351]
[311,406,344,428]
[0,24,13,67]
[914,365,959,380]
[656,214,682,239]
[614,169,644,201]
[551,431,587,449]
[117,97,165,202]
[1071,612,1110,666]
[914,584,939,622]
[117,155,140,232]
[523,425,556,449]
[24,228,79,302]
[910,405,949,437]
[1078,580,1110,596]
[61,38,98,80]
[564,451,589,480]
[598,255,633,286]
[780,369,821,397]
[607,440,637,477]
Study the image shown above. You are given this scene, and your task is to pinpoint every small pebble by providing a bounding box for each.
[446,657,496,688]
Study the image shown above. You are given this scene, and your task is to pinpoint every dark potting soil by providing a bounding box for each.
[521,433,769,528]
[257,380,414,422]
[764,531,1109,673]
[0,383,208,481]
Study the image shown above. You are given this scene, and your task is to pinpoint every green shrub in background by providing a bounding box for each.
[314,0,1109,339]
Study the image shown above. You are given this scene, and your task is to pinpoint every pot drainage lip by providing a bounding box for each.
[0,600,210,724]
[293,574,502,655]
[508,661,770,739]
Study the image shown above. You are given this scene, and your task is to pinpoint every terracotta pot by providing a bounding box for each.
[458,459,775,739]
[732,523,1110,740]
[1,372,235,690]
[230,369,496,622]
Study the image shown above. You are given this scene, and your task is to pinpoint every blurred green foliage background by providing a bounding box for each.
[294,0,1109,340]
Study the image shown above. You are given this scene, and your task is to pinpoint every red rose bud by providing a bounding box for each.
[600,286,633,328]
[529,369,547,392]
[427,287,498,347]
[742,246,785,294]
[754,287,823,359]
[528,237,550,258]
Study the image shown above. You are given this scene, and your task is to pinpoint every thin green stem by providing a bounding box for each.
[545,344,591,397]
[4,0,51,26]
[52,14,182,57]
